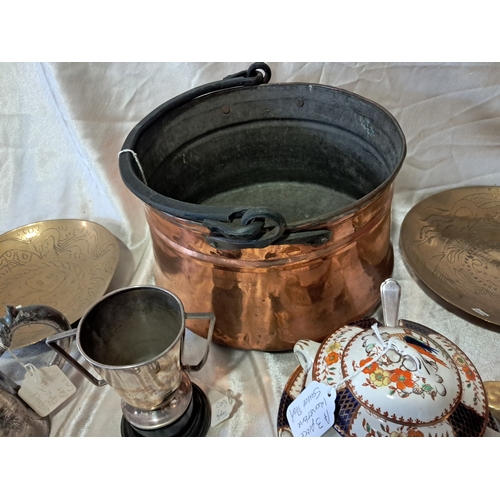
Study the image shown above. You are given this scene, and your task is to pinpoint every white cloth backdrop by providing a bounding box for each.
[1,62,499,436]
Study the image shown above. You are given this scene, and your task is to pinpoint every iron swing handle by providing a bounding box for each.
[120,63,332,249]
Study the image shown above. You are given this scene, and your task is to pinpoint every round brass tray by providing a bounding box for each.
[400,186,500,325]
[0,219,120,349]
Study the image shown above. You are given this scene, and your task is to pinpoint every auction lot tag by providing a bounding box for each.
[210,390,236,427]
[286,381,336,437]
[191,377,236,427]
[19,365,76,417]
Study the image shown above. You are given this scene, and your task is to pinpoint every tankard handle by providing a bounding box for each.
[46,329,108,387]
[182,312,215,372]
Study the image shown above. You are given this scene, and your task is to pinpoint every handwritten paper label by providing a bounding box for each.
[18,365,76,417]
[286,381,336,437]
[191,378,236,428]
[211,391,236,427]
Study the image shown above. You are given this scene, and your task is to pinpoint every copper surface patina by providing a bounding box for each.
[147,186,394,351]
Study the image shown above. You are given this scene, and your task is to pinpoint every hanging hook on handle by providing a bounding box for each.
[223,62,272,84]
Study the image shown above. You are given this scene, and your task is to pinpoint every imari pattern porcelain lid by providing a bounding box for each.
[302,318,489,436]
[329,325,462,425]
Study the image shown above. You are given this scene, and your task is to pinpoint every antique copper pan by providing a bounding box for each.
[119,63,406,351]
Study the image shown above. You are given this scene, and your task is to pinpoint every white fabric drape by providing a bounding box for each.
[1,62,499,436]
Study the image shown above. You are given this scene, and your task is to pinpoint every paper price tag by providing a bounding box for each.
[191,378,236,428]
[286,381,336,437]
[211,391,236,427]
[18,365,76,417]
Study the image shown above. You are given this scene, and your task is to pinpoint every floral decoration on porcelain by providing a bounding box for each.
[316,326,356,387]
[341,327,462,425]
[351,330,448,402]
[433,335,486,412]
[359,416,451,438]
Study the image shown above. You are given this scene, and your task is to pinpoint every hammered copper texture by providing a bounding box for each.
[147,186,395,351]
[400,187,500,326]
[0,220,119,348]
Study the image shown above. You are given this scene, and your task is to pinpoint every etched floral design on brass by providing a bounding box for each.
[401,187,500,325]
[0,220,119,348]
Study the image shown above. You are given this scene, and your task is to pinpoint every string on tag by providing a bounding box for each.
[118,149,148,186]
[7,347,29,371]
[4,347,42,383]
[6,348,25,368]
[191,376,234,400]
[334,322,420,390]
[25,363,42,384]
[372,323,421,369]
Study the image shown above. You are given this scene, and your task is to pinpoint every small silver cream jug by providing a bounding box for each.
[0,305,72,437]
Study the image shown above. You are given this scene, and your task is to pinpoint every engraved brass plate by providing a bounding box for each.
[484,381,500,421]
[0,220,119,348]
[400,186,500,325]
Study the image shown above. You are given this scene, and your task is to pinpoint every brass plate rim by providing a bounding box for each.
[400,186,500,326]
[484,380,500,420]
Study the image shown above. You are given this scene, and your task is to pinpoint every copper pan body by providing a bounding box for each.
[146,184,394,351]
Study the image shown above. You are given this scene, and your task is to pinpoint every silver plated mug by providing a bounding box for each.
[45,285,215,428]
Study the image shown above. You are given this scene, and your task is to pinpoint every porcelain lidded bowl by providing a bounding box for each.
[294,319,489,437]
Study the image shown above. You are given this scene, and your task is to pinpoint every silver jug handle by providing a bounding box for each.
[46,329,108,387]
[182,312,215,372]
[0,304,72,356]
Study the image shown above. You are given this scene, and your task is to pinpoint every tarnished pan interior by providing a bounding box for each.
[203,182,356,223]
[134,83,403,225]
